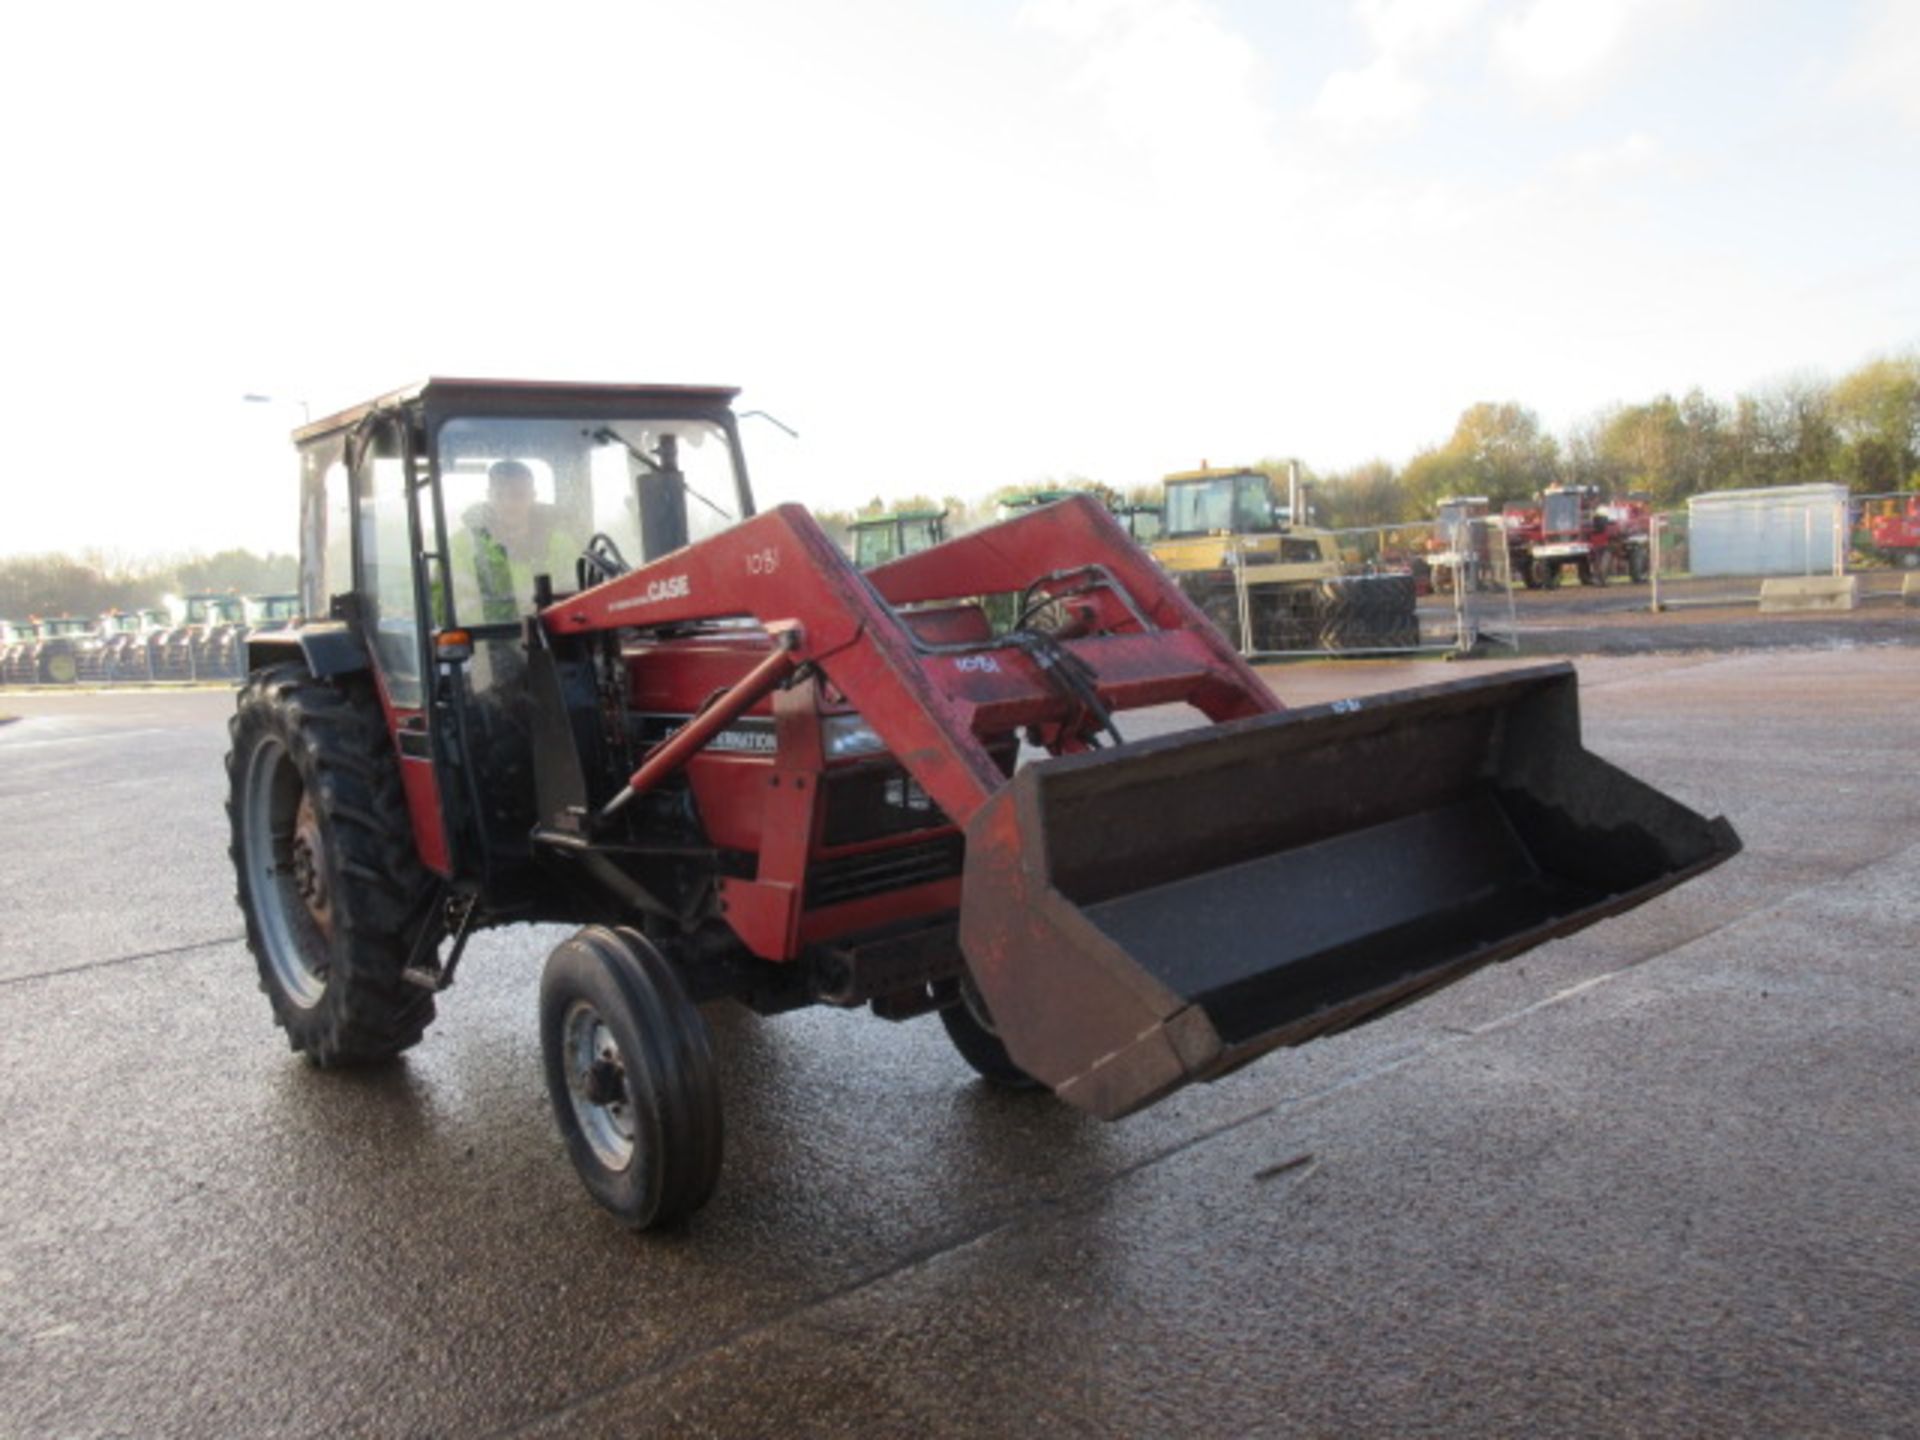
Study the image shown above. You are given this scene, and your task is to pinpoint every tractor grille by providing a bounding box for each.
[807,835,964,910]
[821,762,952,846]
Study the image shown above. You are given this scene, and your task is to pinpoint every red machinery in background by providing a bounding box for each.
[1519,485,1651,588]
[1862,495,1920,568]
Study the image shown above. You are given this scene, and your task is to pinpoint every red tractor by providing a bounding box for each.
[228,379,1737,1229]
[1500,502,1543,584]
[1523,485,1651,588]
[1862,495,1920,568]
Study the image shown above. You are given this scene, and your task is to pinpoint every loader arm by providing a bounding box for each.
[542,495,1273,827]
[543,494,1739,1123]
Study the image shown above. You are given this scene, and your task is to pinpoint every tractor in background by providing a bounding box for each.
[1521,485,1650,588]
[999,487,1163,545]
[1859,494,1920,568]
[154,593,246,680]
[1,620,40,684]
[1150,466,1418,653]
[17,616,91,684]
[847,510,948,570]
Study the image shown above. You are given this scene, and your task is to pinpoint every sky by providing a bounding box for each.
[2,0,1916,560]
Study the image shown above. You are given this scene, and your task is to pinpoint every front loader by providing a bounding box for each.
[229,379,1738,1229]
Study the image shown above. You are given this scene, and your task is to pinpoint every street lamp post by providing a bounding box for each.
[242,393,312,424]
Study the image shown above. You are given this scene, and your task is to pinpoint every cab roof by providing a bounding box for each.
[292,378,742,445]
[1162,466,1266,485]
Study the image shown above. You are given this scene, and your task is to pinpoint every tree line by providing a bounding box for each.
[1309,354,1919,530]
[0,549,297,623]
[6,355,1913,614]
[827,353,1918,536]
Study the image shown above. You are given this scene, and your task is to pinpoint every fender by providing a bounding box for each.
[245,622,370,679]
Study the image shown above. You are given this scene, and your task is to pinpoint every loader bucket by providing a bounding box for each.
[958,662,1739,1120]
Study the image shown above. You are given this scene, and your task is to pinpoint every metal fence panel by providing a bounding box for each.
[1216,520,1519,660]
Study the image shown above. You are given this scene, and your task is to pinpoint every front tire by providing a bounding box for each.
[227,664,437,1065]
[937,974,1042,1090]
[540,927,723,1229]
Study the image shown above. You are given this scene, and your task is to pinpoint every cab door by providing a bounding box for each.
[352,412,452,875]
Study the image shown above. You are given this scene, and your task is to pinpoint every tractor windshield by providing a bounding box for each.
[185,597,243,625]
[1542,492,1584,536]
[436,415,745,625]
[851,522,899,569]
[1164,475,1275,537]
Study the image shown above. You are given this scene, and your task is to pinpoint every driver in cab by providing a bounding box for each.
[456,460,579,623]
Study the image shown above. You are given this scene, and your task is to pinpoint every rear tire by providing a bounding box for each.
[540,927,723,1229]
[938,974,1042,1090]
[38,645,77,685]
[227,664,437,1065]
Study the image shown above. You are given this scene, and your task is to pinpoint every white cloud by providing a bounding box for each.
[1354,0,1488,56]
[1313,57,1431,136]
[1555,130,1665,181]
[1018,0,1275,192]
[1492,0,1649,104]
[1838,0,1920,127]
[0,0,1910,558]
[1313,0,1486,138]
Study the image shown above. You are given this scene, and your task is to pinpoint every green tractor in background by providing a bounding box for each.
[847,509,949,569]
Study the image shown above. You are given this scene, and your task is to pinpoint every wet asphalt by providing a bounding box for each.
[1,647,1915,1438]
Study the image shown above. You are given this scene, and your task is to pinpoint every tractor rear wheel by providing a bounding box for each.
[937,973,1042,1089]
[227,664,437,1065]
[540,927,723,1229]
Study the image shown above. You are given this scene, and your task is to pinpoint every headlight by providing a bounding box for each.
[823,714,887,760]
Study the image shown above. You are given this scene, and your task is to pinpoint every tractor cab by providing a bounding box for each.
[1540,484,1600,541]
[1161,468,1283,537]
[1433,495,1491,535]
[265,379,758,904]
[848,510,947,569]
[181,593,246,628]
[242,593,303,629]
[1114,503,1163,544]
[994,488,1078,520]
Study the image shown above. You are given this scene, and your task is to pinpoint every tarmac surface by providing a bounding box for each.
[1,647,1916,1437]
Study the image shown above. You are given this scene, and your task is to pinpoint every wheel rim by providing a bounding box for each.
[561,1000,637,1171]
[243,734,331,1009]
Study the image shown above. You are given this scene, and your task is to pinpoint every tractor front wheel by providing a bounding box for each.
[227,665,437,1065]
[540,927,723,1229]
[937,973,1042,1090]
